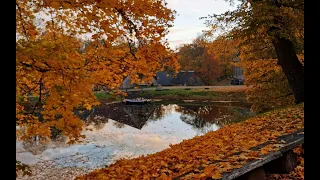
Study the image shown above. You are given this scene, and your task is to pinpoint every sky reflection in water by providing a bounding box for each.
[16,103,251,169]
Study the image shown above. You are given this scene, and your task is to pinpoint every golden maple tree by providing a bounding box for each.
[202,0,304,105]
[177,36,222,85]
[16,0,180,142]
[177,34,240,85]
[206,35,239,79]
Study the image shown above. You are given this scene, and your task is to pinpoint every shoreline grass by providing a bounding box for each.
[95,87,247,103]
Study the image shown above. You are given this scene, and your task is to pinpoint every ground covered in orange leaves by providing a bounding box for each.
[76,103,304,180]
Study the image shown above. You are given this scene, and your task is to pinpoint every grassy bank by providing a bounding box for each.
[95,87,247,103]
[19,86,247,103]
[76,103,304,180]
[94,92,117,101]
[142,89,246,102]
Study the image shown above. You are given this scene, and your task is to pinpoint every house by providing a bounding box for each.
[120,76,158,89]
[156,71,205,86]
[155,71,175,86]
[232,52,245,85]
[172,71,205,86]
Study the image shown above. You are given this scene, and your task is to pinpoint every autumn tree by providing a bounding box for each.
[177,37,205,70]
[16,0,180,145]
[203,0,304,104]
[242,58,295,112]
[207,36,239,79]
[177,36,221,85]
[198,51,221,85]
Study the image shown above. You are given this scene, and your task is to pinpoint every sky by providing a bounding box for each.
[165,0,237,50]
[27,0,237,50]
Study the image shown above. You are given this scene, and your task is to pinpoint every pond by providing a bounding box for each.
[16,102,253,179]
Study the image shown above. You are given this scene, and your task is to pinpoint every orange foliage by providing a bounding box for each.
[16,0,179,142]
[177,35,239,85]
[241,59,294,112]
[177,37,221,85]
[202,0,304,112]
[207,36,239,78]
[76,104,303,179]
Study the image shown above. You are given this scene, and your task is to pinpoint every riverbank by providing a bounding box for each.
[95,85,248,103]
[76,103,304,179]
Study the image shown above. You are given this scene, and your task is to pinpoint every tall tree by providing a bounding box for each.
[207,36,239,79]
[198,50,221,85]
[177,36,221,85]
[203,0,304,103]
[16,0,180,143]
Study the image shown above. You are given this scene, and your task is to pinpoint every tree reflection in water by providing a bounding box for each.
[177,105,252,134]
[149,104,252,135]
[148,104,177,121]
[80,103,251,133]
[20,134,67,156]
[83,103,156,130]
[112,121,125,128]
[86,115,109,130]
[20,136,48,156]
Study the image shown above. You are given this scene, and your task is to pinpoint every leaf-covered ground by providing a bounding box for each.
[76,103,304,180]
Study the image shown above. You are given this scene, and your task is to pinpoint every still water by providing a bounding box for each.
[16,102,252,170]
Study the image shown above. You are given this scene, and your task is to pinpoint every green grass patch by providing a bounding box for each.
[139,89,217,98]
[94,92,113,99]
[94,92,121,101]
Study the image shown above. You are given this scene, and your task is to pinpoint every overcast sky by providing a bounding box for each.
[165,0,237,50]
[29,0,237,50]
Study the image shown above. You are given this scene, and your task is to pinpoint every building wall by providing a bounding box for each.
[233,65,244,80]
[232,56,245,80]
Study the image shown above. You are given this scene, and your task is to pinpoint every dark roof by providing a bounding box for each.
[156,71,175,86]
[171,71,195,85]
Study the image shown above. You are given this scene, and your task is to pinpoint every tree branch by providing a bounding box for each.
[16,1,29,41]
[20,62,50,72]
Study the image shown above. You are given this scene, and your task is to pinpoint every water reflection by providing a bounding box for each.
[86,115,109,130]
[149,104,175,121]
[16,103,252,169]
[85,103,157,130]
[21,136,48,156]
[112,121,125,128]
[148,104,249,134]
[88,103,250,132]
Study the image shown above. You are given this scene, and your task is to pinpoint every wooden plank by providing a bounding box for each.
[278,134,304,153]
[279,138,304,153]
[250,129,304,151]
[222,151,282,180]
[223,136,304,179]
[223,135,304,179]
[174,130,304,180]
[264,150,298,173]
[246,167,266,180]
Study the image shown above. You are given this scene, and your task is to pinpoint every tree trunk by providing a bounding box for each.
[208,71,210,85]
[272,35,304,104]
